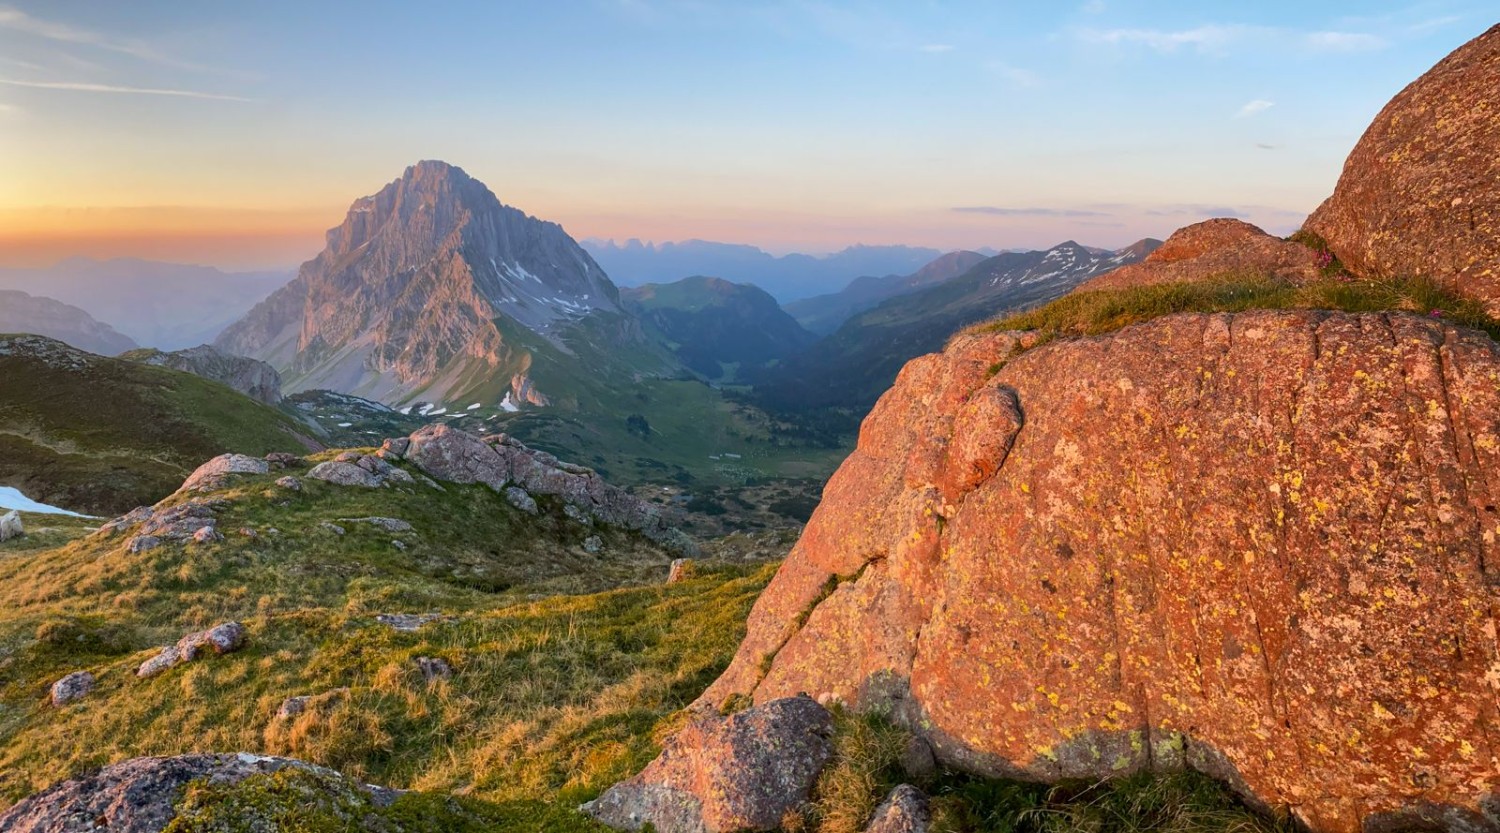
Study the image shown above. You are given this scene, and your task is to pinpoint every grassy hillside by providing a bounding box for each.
[0,335,320,515]
[622,276,816,381]
[0,464,1288,833]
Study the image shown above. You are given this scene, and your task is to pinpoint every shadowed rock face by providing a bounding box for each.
[1306,24,1500,308]
[131,345,283,404]
[1078,219,1320,292]
[694,311,1500,832]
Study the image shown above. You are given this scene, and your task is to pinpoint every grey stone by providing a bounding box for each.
[667,558,694,584]
[504,486,539,514]
[584,696,834,833]
[50,671,95,707]
[413,656,453,682]
[307,461,385,488]
[190,526,221,544]
[179,454,269,493]
[338,517,413,533]
[584,535,604,554]
[0,510,22,542]
[274,475,302,491]
[0,753,401,832]
[126,535,162,553]
[375,613,449,632]
[136,622,247,678]
[864,785,931,833]
[319,522,346,536]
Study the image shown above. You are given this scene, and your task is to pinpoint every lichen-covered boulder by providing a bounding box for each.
[694,311,1500,833]
[585,696,835,832]
[179,454,269,493]
[0,753,399,832]
[0,510,22,542]
[1306,25,1500,309]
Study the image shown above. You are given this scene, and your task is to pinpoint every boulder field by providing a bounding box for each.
[687,310,1500,832]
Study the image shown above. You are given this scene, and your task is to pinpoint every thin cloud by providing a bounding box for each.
[0,5,231,74]
[920,43,955,53]
[1078,23,1387,56]
[1304,31,1386,52]
[954,207,1110,218]
[1080,0,1107,14]
[0,79,249,101]
[1256,142,1278,150]
[985,61,1040,88]
[1235,99,1275,119]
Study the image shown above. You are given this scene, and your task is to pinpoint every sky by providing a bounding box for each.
[0,1,1490,269]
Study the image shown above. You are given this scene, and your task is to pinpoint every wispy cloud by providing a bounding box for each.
[920,43,955,53]
[954,206,1110,218]
[1255,142,1278,150]
[985,61,1040,88]
[1303,31,1386,52]
[1080,0,1107,14]
[1235,99,1275,119]
[0,79,250,101]
[1077,23,1387,56]
[0,5,164,64]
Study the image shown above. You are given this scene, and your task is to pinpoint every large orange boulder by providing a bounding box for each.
[1078,218,1320,292]
[1306,25,1500,307]
[693,311,1500,833]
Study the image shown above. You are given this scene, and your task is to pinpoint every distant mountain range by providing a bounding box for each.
[582,239,946,302]
[748,238,1161,431]
[784,250,990,335]
[0,290,138,356]
[0,259,289,350]
[621,277,815,380]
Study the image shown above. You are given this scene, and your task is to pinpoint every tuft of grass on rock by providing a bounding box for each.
[968,274,1500,343]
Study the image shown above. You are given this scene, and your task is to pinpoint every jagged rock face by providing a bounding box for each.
[1306,25,1500,308]
[215,160,623,404]
[696,310,1500,833]
[131,345,282,404]
[0,290,138,356]
[1079,219,1320,292]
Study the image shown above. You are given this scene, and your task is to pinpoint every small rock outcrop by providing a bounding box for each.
[337,516,413,533]
[865,785,930,833]
[179,454,270,493]
[1078,218,1320,292]
[1306,24,1500,309]
[389,425,696,554]
[692,311,1500,832]
[585,696,835,833]
[375,613,449,632]
[0,753,398,833]
[0,510,22,542]
[100,499,227,553]
[666,558,695,584]
[49,671,95,707]
[306,453,414,488]
[129,344,283,404]
[137,622,247,678]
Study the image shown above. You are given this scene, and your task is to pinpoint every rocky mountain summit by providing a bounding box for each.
[124,344,283,404]
[0,290,138,356]
[1307,23,1500,309]
[216,161,628,406]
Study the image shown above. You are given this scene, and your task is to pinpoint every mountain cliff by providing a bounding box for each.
[621,276,816,380]
[216,161,636,407]
[123,345,284,405]
[0,291,138,356]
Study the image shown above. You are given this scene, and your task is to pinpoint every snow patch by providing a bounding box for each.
[466,403,482,410]
[0,486,89,517]
[499,392,520,413]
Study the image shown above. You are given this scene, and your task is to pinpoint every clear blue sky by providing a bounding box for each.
[0,1,1490,268]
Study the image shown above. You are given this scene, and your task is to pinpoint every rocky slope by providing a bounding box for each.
[0,290,138,356]
[123,344,283,405]
[785,250,990,336]
[216,161,637,407]
[750,239,1158,428]
[621,276,816,380]
[1307,24,1500,308]
[692,310,1500,832]
[0,335,319,514]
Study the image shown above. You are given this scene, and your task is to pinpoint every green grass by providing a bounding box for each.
[0,335,320,515]
[969,274,1500,343]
